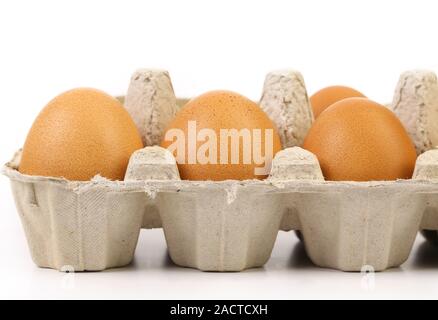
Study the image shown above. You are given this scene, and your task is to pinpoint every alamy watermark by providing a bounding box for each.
[164,121,275,176]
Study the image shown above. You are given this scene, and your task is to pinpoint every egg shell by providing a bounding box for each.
[161,90,282,181]
[19,88,144,181]
[303,97,417,181]
[310,85,365,118]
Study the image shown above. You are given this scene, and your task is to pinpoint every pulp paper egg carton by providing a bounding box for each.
[4,69,438,272]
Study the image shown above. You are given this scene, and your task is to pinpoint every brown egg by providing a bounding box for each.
[161,90,282,181]
[19,88,143,181]
[310,85,365,118]
[303,98,417,181]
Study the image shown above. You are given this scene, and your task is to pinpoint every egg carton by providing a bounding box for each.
[4,69,438,272]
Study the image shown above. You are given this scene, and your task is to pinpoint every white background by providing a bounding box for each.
[1,0,438,300]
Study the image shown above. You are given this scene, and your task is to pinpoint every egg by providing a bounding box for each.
[160,90,282,181]
[302,98,417,181]
[310,85,365,118]
[19,88,143,181]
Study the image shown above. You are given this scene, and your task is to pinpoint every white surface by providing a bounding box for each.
[2,0,438,300]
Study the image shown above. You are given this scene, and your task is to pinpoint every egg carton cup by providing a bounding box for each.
[4,151,147,271]
[5,68,438,272]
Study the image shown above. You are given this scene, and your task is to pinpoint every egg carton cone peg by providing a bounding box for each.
[124,69,180,146]
[389,70,438,155]
[259,70,314,148]
[125,146,180,228]
[413,149,438,243]
[390,71,438,246]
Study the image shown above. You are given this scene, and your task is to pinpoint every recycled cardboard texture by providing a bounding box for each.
[5,69,438,272]
[5,152,146,271]
[5,146,438,272]
[414,150,438,231]
[390,70,438,154]
[125,147,180,229]
[124,69,180,146]
[391,70,438,242]
[259,70,314,148]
